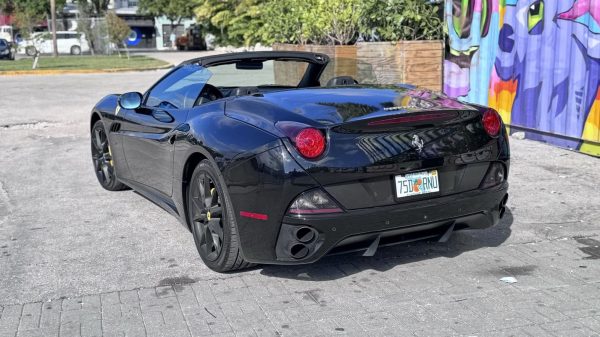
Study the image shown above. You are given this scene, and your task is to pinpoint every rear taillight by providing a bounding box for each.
[482,109,501,137]
[276,122,326,159]
[287,189,343,215]
[295,128,325,159]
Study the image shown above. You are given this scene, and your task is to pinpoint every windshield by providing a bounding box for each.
[205,60,309,87]
[143,56,388,109]
[145,65,213,109]
[203,57,381,88]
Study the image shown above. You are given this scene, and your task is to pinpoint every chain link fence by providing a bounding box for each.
[53,16,116,55]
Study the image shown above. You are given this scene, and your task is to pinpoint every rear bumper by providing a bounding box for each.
[268,182,508,264]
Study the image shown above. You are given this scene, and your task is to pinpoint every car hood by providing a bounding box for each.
[258,86,478,125]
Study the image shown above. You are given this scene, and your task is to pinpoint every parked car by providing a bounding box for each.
[175,24,207,51]
[90,51,510,272]
[20,31,89,56]
[0,38,15,60]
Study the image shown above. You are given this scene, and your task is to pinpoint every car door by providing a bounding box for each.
[119,64,211,197]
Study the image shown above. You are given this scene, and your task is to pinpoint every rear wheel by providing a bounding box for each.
[187,160,255,272]
[70,45,81,55]
[91,120,128,191]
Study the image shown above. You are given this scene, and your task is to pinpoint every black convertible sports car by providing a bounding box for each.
[90,51,509,272]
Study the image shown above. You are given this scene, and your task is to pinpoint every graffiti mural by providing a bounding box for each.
[444,0,600,156]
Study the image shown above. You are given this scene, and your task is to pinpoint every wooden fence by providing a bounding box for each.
[273,41,443,91]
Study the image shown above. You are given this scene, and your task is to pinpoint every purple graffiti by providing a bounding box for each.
[494,0,600,149]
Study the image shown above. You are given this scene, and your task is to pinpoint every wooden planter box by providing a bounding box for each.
[273,41,443,91]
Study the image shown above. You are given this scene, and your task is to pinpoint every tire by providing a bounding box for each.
[70,45,81,55]
[25,46,36,57]
[91,120,128,191]
[187,160,255,272]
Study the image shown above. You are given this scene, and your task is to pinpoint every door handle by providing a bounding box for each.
[151,110,174,123]
[168,124,190,145]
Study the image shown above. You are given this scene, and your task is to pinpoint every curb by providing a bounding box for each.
[0,64,173,76]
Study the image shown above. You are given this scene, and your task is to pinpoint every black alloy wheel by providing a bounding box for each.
[91,120,127,191]
[190,172,224,261]
[187,160,254,272]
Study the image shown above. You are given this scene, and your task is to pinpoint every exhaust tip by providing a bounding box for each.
[295,227,316,243]
[290,244,309,259]
[499,194,508,219]
[501,194,508,207]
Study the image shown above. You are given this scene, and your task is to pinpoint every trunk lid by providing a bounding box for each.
[255,86,498,210]
[259,86,479,127]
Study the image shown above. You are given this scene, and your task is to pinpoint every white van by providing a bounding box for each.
[20,31,90,55]
[0,26,13,42]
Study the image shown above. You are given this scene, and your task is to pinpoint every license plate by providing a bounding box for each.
[395,170,440,198]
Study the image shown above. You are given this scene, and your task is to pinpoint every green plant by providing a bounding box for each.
[106,11,131,58]
[137,0,196,30]
[360,0,442,41]
[0,0,66,36]
[192,0,442,47]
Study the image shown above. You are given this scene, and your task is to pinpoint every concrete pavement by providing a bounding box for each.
[0,71,599,336]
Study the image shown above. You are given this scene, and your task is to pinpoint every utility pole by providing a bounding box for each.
[50,0,58,57]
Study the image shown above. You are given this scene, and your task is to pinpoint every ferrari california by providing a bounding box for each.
[90,51,509,272]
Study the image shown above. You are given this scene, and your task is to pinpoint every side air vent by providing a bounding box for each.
[110,123,121,133]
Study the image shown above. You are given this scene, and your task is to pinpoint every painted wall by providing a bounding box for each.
[444,0,600,156]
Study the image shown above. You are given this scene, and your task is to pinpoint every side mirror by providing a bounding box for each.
[118,92,143,110]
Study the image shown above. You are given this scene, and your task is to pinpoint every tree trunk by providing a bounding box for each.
[32,52,40,69]
[50,0,58,57]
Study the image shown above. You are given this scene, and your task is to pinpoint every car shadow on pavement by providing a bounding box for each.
[258,209,513,281]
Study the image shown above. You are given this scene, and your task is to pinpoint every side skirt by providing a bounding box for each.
[120,178,187,227]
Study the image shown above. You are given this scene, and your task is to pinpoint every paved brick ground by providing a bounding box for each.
[1,235,600,337]
[1,71,599,337]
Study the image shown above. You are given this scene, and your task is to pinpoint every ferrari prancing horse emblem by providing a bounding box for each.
[411,135,424,153]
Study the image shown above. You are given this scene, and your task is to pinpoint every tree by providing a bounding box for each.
[359,0,442,41]
[1,0,65,68]
[75,0,111,55]
[50,0,58,57]
[89,0,110,14]
[195,0,266,47]
[0,0,65,36]
[138,0,195,29]
[106,11,131,58]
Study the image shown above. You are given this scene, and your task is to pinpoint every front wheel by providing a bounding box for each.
[187,160,255,272]
[91,120,128,191]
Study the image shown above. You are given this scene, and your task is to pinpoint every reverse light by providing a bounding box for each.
[482,109,501,137]
[480,162,506,189]
[287,189,343,215]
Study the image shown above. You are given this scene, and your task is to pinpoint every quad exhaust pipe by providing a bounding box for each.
[499,194,508,219]
[289,226,318,259]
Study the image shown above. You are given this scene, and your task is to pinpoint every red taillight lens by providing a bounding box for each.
[482,109,501,137]
[294,128,325,159]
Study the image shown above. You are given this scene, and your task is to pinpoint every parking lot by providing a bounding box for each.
[0,68,599,337]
